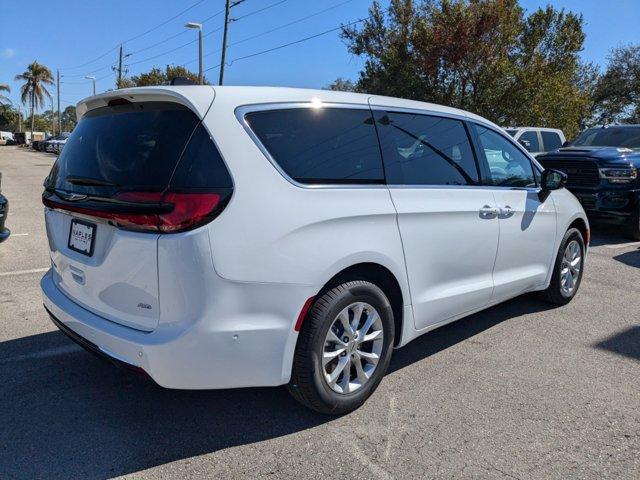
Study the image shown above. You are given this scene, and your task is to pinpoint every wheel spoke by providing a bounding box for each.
[337,309,353,336]
[362,330,382,342]
[323,348,345,366]
[337,357,352,393]
[351,303,364,332]
[326,329,347,347]
[358,350,380,365]
[353,355,369,384]
[327,356,349,386]
[357,311,378,342]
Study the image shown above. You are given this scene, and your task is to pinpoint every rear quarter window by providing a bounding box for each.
[245,107,384,184]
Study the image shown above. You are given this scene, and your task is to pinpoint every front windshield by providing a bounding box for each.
[573,127,640,148]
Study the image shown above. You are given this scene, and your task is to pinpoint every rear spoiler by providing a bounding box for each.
[75,86,216,121]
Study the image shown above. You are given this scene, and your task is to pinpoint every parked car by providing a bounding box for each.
[538,124,640,239]
[41,86,588,414]
[505,127,566,156]
[0,172,10,243]
[33,135,53,152]
[45,132,70,154]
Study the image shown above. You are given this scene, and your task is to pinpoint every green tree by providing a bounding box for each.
[0,105,19,131]
[121,65,207,88]
[61,105,77,132]
[0,83,11,105]
[14,61,54,139]
[591,44,640,125]
[342,0,592,137]
[325,77,358,92]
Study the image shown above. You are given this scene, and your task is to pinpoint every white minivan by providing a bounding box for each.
[41,86,588,414]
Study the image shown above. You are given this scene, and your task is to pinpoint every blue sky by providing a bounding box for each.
[1,0,638,111]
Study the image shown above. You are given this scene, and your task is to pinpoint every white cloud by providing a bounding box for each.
[1,48,16,58]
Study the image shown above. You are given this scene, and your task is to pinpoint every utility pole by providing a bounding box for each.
[50,101,55,135]
[17,105,22,132]
[219,0,245,85]
[56,69,61,134]
[117,44,124,87]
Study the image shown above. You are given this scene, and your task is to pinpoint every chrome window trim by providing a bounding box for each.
[234,102,386,190]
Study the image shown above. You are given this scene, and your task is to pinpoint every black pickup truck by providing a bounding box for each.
[537,125,640,239]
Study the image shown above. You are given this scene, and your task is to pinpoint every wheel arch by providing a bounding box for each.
[314,262,407,346]
[568,217,590,246]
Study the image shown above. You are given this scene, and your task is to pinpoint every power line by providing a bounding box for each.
[122,0,207,44]
[233,0,287,22]
[205,16,369,72]
[186,0,355,64]
[60,0,208,70]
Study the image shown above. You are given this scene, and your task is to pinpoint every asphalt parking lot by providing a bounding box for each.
[0,145,638,479]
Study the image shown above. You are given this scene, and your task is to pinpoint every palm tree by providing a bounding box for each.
[14,62,54,138]
[0,83,10,105]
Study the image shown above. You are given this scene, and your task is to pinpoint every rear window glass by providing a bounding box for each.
[47,102,201,196]
[245,107,384,184]
[541,131,562,151]
[171,124,232,189]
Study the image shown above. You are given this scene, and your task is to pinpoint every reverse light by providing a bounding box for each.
[598,167,637,184]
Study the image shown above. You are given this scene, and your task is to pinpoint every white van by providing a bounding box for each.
[41,86,588,413]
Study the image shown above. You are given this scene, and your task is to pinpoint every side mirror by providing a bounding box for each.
[562,140,571,148]
[518,139,532,151]
[539,169,567,201]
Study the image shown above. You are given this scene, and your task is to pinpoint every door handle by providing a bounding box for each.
[500,205,515,218]
[479,205,499,218]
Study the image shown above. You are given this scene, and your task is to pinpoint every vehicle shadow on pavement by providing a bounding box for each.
[0,295,554,479]
[593,325,640,361]
[388,295,555,374]
[613,248,640,268]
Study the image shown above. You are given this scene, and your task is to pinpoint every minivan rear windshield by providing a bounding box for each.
[572,127,640,149]
[46,102,201,196]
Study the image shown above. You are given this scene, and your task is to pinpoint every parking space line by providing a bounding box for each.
[601,241,640,249]
[10,233,29,237]
[0,267,49,277]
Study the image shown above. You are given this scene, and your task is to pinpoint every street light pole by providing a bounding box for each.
[57,69,61,135]
[185,22,203,84]
[85,76,96,95]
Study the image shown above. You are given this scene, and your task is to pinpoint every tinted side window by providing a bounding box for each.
[375,112,479,185]
[245,108,384,184]
[541,131,562,151]
[474,125,536,188]
[520,131,540,152]
[171,123,232,189]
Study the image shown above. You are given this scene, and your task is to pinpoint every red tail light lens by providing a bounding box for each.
[43,190,228,233]
[158,192,221,233]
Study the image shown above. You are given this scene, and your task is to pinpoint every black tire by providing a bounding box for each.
[625,207,640,241]
[287,281,395,415]
[539,228,585,305]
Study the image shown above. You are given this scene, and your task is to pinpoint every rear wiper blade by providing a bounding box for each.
[66,175,119,187]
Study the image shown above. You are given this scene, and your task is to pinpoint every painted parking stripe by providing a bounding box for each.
[0,267,49,277]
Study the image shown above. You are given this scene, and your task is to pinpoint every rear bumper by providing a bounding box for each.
[41,269,312,389]
[569,188,639,223]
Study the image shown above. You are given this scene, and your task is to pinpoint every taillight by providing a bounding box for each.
[43,190,229,233]
[158,192,221,233]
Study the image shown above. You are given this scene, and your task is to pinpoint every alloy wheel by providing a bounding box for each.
[322,302,384,394]
[560,239,582,296]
